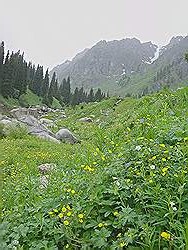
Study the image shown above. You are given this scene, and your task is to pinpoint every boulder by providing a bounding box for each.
[55,128,80,144]
[18,115,60,143]
[38,163,55,174]
[79,117,93,123]
[40,118,54,127]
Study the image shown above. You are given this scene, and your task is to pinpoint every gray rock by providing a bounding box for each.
[38,163,55,174]
[18,115,60,143]
[39,175,49,189]
[55,128,80,144]
[79,117,93,122]
[40,118,54,127]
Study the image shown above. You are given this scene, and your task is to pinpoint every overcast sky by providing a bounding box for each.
[1,0,187,69]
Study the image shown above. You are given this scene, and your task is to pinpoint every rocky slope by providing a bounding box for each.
[51,36,188,95]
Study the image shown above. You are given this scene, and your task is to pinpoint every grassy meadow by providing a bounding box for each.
[1,87,188,249]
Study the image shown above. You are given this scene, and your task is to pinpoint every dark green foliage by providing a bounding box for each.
[95,88,103,101]
[60,77,71,105]
[71,87,79,106]
[0,41,4,93]
[185,53,188,63]
[0,41,108,107]
[88,88,94,102]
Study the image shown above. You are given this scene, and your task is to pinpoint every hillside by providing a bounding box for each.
[1,87,188,249]
[50,36,188,95]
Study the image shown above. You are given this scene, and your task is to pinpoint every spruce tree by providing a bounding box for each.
[88,88,94,102]
[95,88,103,101]
[0,41,4,93]
[61,77,71,105]
[185,53,188,63]
[41,69,50,104]
[71,87,79,106]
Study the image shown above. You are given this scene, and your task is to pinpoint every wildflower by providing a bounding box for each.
[64,220,70,226]
[113,211,119,216]
[135,145,142,151]
[161,231,171,240]
[67,212,72,216]
[96,148,100,152]
[98,223,104,228]
[62,207,67,212]
[162,158,166,162]
[78,214,84,219]
[48,211,54,215]
[79,219,83,223]
[159,144,165,148]
[67,189,71,192]
[94,152,97,156]
[58,213,64,219]
[150,165,155,170]
[71,189,76,194]
[101,156,105,161]
[66,205,71,210]
[53,209,58,213]
[120,242,126,247]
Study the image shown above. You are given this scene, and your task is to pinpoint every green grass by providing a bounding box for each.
[1,87,188,249]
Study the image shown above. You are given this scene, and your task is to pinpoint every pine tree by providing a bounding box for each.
[60,77,71,105]
[0,41,5,93]
[41,69,50,104]
[185,53,188,63]
[88,88,94,102]
[95,88,103,101]
[1,50,14,97]
[71,87,79,106]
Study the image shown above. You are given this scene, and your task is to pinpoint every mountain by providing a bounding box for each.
[50,36,188,96]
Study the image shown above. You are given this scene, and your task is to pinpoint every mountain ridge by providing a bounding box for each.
[50,35,188,95]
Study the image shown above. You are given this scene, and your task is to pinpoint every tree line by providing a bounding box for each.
[0,41,107,107]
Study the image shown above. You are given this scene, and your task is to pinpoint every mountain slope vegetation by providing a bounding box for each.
[1,87,188,249]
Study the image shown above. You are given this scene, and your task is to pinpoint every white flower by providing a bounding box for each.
[135,145,142,151]
[150,165,156,170]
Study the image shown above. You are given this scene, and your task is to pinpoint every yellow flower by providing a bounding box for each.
[48,211,54,215]
[58,213,64,218]
[67,189,71,192]
[62,207,67,212]
[66,205,71,210]
[67,211,72,216]
[161,231,171,240]
[120,242,126,247]
[64,220,70,226]
[78,213,84,219]
[101,156,105,161]
[71,189,76,194]
[98,223,104,228]
[162,158,166,162]
[151,156,156,160]
[96,148,100,152]
[159,144,165,148]
[94,152,97,156]
[113,211,119,216]
[79,219,83,223]
[53,209,58,213]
